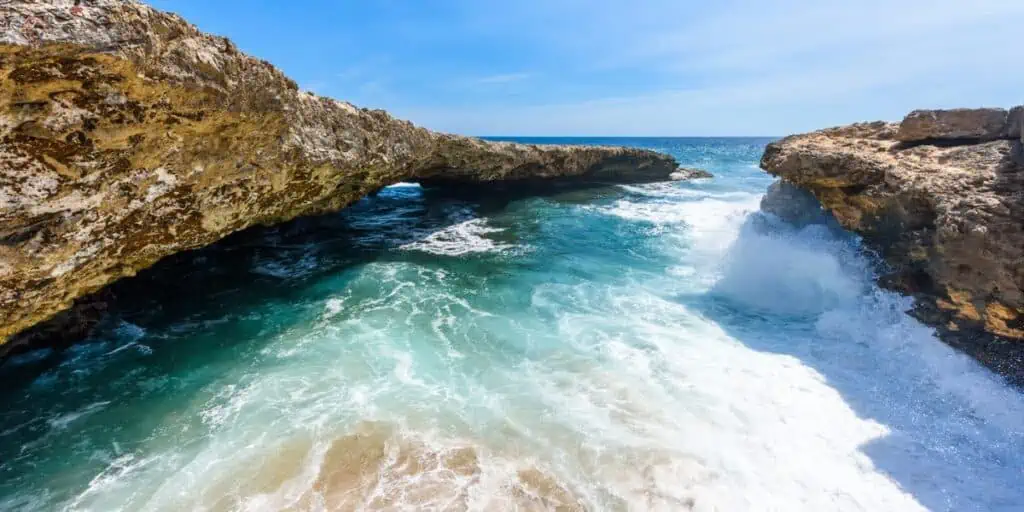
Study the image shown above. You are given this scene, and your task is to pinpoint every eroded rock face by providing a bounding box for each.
[0,1,679,345]
[670,167,713,180]
[1006,106,1024,141]
[762,109,1024,381]
[896,108,1011,142]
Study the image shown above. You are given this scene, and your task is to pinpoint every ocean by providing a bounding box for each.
[1,138,1021,511]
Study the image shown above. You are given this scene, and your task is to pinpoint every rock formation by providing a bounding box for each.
[0,1,680,347]
[895,108,1018,142]
[761,108,1024,382]
[671,167,714,180]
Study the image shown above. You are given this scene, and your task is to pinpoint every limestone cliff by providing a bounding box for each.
[761,108,1023,381]
[0,1,680,345]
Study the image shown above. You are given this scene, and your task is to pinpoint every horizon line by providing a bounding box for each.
[476,135,780,139]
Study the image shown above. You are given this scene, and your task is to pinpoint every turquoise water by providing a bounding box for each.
[1,138,1022,511]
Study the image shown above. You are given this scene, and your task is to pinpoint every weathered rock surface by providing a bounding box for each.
[670,167,713,180]
[1006,106,1023,141]
[0,0,680,346]
[895,108,1012,142]
[761,108,1024,382]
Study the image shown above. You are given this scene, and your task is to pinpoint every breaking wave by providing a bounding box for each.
[1,138,1021,511]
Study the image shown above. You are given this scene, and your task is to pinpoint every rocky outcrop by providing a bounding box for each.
[1005,106,1024,142]
[0,1,680,346]
[895,108,1013,142]
[671,167,713,180]
[761,108,1024,382]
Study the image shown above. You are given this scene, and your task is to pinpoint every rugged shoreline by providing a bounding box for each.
[761,108,1024,384]
[0,1,682,346]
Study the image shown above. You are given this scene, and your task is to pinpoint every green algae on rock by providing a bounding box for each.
[0,1,680,346]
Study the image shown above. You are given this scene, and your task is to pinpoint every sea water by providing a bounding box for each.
[1,138,1021,511]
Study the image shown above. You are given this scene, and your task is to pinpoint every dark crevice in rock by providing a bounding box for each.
[0,212,62,246]
[0,290,113,362]
[839,183,869,195]
[878,268,937,297]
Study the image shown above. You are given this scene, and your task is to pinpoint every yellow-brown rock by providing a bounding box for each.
[761,111,1024,380]
[0,1,679,345]
[896,108,1010,142]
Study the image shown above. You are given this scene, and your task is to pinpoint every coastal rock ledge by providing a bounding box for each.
[761,107,1024,382]
[0,1,680,347]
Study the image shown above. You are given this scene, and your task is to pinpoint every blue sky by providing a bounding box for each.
[151,0,1022,136]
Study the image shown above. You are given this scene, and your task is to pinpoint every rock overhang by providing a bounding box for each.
[0,1,685,347]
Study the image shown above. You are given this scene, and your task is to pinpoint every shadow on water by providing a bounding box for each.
[686,211,1024,512]
[1,181,628,377]
[0,181,632,493]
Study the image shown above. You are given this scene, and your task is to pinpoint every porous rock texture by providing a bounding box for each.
[0,0,680,347]
[896,107,1011,142]
[761,109,1024,382]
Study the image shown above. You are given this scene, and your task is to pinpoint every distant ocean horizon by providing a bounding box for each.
[480,135,781,140]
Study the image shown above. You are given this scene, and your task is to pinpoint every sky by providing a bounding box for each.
[150,0,1023,136]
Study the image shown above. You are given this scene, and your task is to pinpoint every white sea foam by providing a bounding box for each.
[322,297,346,319]
[104,322,152,357]
[618,181,754,201]
[532,185,1023,510]
[46,401,111,431]
[10,168,1023,512]
[713,221,867,315]
[399,218,515,256]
